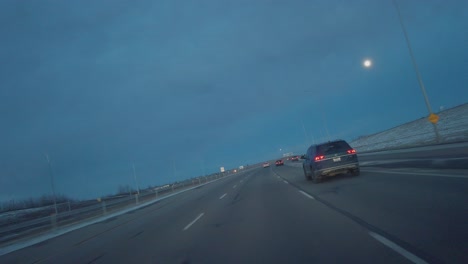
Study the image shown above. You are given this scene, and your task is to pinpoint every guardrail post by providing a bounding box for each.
[50,213,57,231]
[102,201,107,215]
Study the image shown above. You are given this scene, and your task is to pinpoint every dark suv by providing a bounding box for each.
[302,140,359,183]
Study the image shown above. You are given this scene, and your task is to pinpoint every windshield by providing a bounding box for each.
[317,141,351,155]
[1,1,467,264]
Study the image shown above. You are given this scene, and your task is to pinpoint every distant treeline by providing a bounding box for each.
[0,184,169,213]
[116,184,137,196]
[0,194,75,213]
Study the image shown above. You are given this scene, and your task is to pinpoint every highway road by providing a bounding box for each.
[1,149,467,263]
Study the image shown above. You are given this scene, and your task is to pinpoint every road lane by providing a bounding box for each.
[0,170,252,263]
[274,164,468,264]
[1,166,415,264]
[4,160,466,263]
[175,167,408,264]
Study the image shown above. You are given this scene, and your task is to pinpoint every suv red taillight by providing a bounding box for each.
[314,155,325,161]
[347,149,356,154]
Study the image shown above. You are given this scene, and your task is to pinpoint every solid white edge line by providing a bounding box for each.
[299,191,315,200]
[283,180,289,184]
[183,213,205,231]
[369,232,428,264]
[362,168,468,179]
[219,193,227,200]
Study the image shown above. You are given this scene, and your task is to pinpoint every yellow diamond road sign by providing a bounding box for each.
[428,113,439,124]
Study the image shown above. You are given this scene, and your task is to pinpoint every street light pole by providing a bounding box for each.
[172,160,177,191]
[392,0,441,142]
[44,153,58,215]
[303,93,332,142]
[132,162,140,195]
[300,119,311,147]
[201,159,206,177]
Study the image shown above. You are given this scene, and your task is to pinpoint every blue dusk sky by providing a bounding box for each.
[0,0,467,200]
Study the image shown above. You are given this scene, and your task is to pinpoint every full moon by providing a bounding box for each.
[363,59,372,68]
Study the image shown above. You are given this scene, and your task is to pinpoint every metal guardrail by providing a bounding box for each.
[350,104,468,152]
[0,173,233,246]
[351,127,468,153]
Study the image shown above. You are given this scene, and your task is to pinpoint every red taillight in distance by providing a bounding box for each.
[314,155,325,161]
[347,149,357,154]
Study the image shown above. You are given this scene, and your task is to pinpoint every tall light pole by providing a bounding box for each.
[200,159,206,177]
[173,160,177,180]
[392,0,441,142]
[172,160,178,191]
[322,115,331,142]
[303,93,332,142]
[300,119,311,147]
[132,162,140,195]
[44,153,58,215]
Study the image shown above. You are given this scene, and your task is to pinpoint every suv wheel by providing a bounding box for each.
[312,172,322,183]
[351,168,360,176]
[303,167,312,181]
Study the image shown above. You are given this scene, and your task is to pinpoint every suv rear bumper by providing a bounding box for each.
[316,162,359,176]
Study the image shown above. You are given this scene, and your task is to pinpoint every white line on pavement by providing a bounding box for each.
[219,193,227,200]
[299,191,315,200]
[369,232,428,264]
[183,213,205,231]
[362,168,468,179]
[233,185,237,189]
[283,180,289,184]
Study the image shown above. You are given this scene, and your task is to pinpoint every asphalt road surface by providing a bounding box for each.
[1,150,467,263]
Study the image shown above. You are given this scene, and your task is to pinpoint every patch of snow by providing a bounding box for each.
[351,104,468,152]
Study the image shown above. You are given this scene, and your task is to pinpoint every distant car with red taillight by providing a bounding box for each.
[291,156,299,162]
[275,160,284,166]
[302,140,359,183]
[263,162,270,168]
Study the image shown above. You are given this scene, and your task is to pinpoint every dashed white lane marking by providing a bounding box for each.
[283,180,289,184]
[369,232,428,264]
[233,185,237,189]
[299,191,315,200]
[362,168,468,179]
[183,213,205,231]
[219,193,227,200]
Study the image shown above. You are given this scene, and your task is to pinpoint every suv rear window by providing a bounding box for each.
[316,141,351,155]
